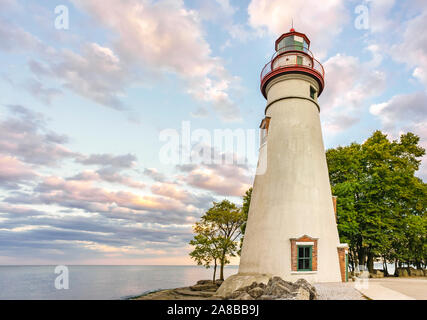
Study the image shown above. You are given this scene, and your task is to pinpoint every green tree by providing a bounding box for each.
[203,200,246,280]
[189,221,222,283]
[239,187,252,254]
[327,131,426,273]
[189,200,246,281]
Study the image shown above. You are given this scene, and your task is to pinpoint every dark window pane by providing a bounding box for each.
[294,40,303,51]
[310,86,316,99]
[304,259,310,270]
[298,247,304,257]
[305,247,310,257]
[298,260,304,270]
[284,36,293,48]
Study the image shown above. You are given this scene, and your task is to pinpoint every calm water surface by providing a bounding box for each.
[0,265,238,300]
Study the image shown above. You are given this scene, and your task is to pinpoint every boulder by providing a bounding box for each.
[294,278,318,300]
[396,268,408,277]
[292,287,310,300]
[215,279,224,287]
[415,269,424,277]
[234,292,254,300]
[224,276,318,300]
[228,290,246,299]
[215,273,271,298]
[407,267,421,277]
[248,287,265,299]
[370,270,384,278]
[190,282,218,292]
[265,277,298,294]
[265,282,293,297]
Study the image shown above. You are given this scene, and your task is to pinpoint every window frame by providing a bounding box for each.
[297,245,313,271]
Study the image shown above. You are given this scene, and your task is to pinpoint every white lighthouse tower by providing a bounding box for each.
[218,29,348,296]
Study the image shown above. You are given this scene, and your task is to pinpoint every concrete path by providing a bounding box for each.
[314,282,365,300]
[356,278,426,300]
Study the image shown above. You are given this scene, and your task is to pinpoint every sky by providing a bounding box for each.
[0,0,426,265]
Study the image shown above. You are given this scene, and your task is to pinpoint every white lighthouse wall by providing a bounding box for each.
[239,74,342,283]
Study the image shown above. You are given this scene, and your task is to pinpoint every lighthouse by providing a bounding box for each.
[218,29,348,296]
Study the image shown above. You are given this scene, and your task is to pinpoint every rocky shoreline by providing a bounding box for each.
[133,277,318,300]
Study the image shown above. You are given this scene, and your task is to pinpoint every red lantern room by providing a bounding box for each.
[260,29,325,99]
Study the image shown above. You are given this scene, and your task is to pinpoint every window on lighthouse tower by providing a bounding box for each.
[310,86,317,100]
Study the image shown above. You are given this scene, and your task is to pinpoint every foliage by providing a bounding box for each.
[239,187,252,254]
[189,199,246,281]
[326,131,427,272]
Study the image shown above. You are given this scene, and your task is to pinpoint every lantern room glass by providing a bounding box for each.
[277,35,308,53]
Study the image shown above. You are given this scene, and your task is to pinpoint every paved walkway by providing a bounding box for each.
[357,278,427,300]
[315,278,427,300]
[314,282,365,300]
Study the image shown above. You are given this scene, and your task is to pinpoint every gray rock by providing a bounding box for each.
[292,287,310,300]
[248,287,265,299]
[235,292,254,300]
[258,282,267,290]
[407,267,416,276]
[227,290,245,299]
[224,276,318,300]
[190,283,218,292]
[247,281,260,291]
[294,278,318,300]
[265,282,292,297]
[397,268,408,277]
[215,279,224,286]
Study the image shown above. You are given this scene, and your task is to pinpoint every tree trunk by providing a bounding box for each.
[367,253,374,273]
[219,259,225,281]
[394,260,398,277]
[358,248,366,270]
[383,257,388,276]
[212,259,217,284]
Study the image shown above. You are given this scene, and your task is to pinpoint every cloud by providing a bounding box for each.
[368,0,397,33]
[69,169,146,190]
[370,92,427,131]
[70,0,241,121]
[0,156,37,189]
[390,9,427,86]
[0,203,45,217]
[247,0,349,57]
[0,18,45,53]
[72,153,145,189]
[38,43,130,110]
[24,78,62,104]
[320,52,386,134]
[369,91,427,179]
[77,153,137,169]
[143,168,167,182]
[23,176,199,219]
[1,0,242,119]
[151,182,192,201]
[0,105,77,165]
[176,162,252,197]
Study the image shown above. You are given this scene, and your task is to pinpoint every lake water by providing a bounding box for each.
[0,265,238,300]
